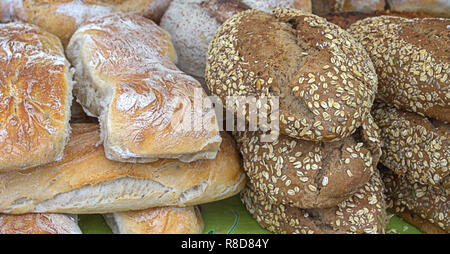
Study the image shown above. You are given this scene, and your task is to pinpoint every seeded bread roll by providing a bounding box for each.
[386,0,450,18]
[0,214,81,234]
[67,14,222,163]
[160,0,312,79]
[206,8,378,142]
[234,114,381,209]
[0,22,73,172]
[312,0,385,15]
[349,16,450,123]
[241,170,387,234]
[0,124,245,214]
[381,166,449,234]
[104,206,204,234]
[0,0,172,46]
[373,103,449,188]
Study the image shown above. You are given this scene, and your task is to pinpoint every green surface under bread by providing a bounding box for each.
[78,195,422,234]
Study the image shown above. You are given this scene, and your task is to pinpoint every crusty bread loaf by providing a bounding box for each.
[160,0,312,79]
[67,14,222,163]
[0,124,245,214]
[104,206,204,234]
[373,103,449,188]
[312,0,386,15]
[381,166,449,233]
[387,0,450,18]
[0,0,172,46]
[0,214,81,234]
[349,16,450,123]
[234,114,381,208]
[0,22,73,172]
[206,8,378,142]
[241,169,387,234]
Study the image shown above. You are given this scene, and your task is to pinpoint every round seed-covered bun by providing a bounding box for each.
[234,114,381,209]
[206,8,378,142]
[241,169,387,234]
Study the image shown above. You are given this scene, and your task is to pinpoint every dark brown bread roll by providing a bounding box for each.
[349,16,450,123]
[206,8,378,142]
[234,114,381,209]
[241,169,387,234]
[373,103,449,188]
[312,0,386,15]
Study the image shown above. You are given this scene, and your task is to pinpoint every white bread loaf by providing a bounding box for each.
[0,214,81,234]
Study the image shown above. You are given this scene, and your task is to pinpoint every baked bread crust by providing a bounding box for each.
[349,16,450,123]
[0,124,245,214]
[104,206,204,234]
[387,0,450,18]
[206,8,378,142]
[0,214,81,234]
[67,14,221,163]
[373,103,449,188]
[0,22,73,172]
[241,170,387,234]
[312,0,385,15]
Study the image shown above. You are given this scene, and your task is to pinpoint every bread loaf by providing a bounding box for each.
[160,0,312,79]
[67,14,222,163]
[312,0,385,15]
[241,169,387,234]
[206,8,378,142]
[386,0,450,18]
[0,214,81,234]
[349,16,450,123]
[0,22,73,172]
[381,166,449,234]
[234,114,381,208]
[373,103,449,188]
[104,206,204,234]
[0,124,245,214]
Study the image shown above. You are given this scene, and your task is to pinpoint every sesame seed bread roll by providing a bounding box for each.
[0,22,73,172]
[381,166,449,234]
[373,103,449,188]
[104,206,204,234]
[234,114,381,209]
[312,0,386,15]
[241,170,387,234]
[160,0,312,79]
[349,16,450,123]
[0,214,81,234]
[0,124,245,214]
[386,0,450,18]
[0,0,172,47]
[206,8,378,142]
[67,14,222,163]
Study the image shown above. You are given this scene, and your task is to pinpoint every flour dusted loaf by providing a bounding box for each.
[206,8,378,142]
[67,14,221,163]
[0,22,73,172]
[160,0,312,79]
[0,214,81,234]
[349,16,450,123]
[312,0,385,15]
[234,114,381,208]
[241,170,387,234]
[0,124,245,214]
[381,166,449,234]
[104,206,204,234]
[373,103,449,188]
[0,0,172,46]
[386,0,450,18]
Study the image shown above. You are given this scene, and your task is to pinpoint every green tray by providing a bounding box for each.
[78,195,422,234]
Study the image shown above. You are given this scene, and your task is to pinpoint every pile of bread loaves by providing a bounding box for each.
[0,0,448,234]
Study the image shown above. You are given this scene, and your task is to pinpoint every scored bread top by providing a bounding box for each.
[349,16,450,123]
[206,8,378,142]
[0,22,72,172]
[0,214,81,234]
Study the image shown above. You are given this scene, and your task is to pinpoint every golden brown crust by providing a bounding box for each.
[0,22,72,172]
[0,214,81,234]
[206,8,378,142]
[0,124,245,214]
[386,0,450,18]
[312,0,385,15]
[373,103,449,188]
[349,16,450,123]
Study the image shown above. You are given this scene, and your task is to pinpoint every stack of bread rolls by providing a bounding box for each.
[0,2,247,234]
